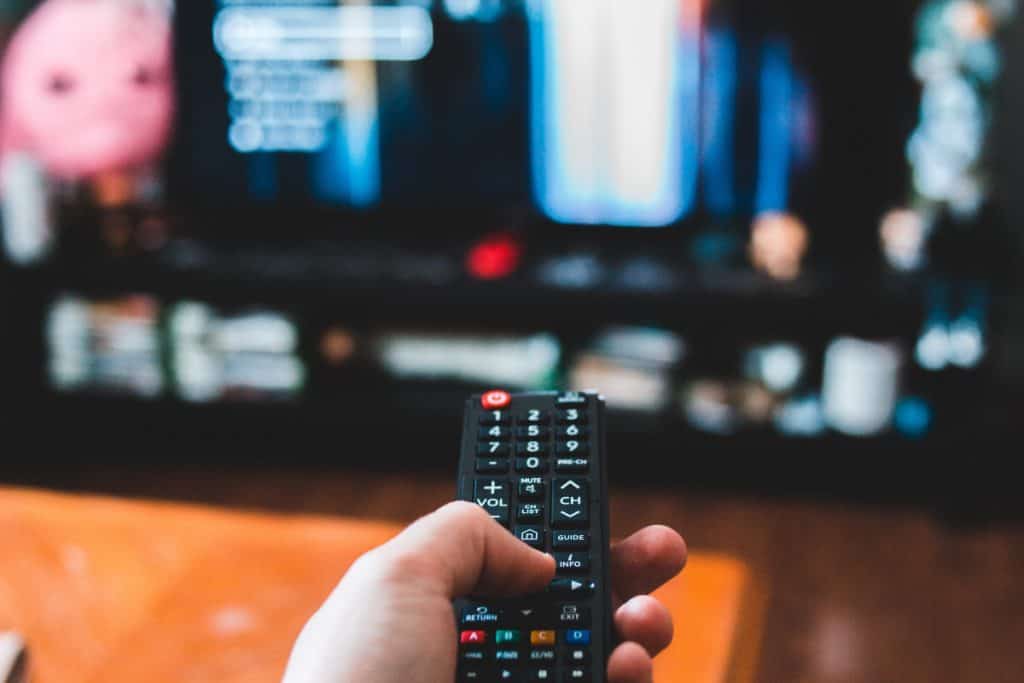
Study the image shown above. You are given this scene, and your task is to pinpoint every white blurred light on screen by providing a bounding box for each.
[214,6,434,62]
[528,0,699,226]
[229,120,264,153]
[822,338,901,437]
[444,0,481,20]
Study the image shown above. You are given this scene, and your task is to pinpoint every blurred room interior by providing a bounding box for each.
[2,0,1024,681]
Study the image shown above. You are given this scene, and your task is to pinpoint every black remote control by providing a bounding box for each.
[454,389,611,683]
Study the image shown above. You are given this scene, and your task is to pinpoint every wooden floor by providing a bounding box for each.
[10,465,1024,683]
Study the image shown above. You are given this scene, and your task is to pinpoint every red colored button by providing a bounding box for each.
[481,390,511,409]
[460,630,488,645]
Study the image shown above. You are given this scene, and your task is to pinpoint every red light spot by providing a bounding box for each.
[467,234,522,280]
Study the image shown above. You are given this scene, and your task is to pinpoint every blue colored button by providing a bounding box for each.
[565,629,591,645]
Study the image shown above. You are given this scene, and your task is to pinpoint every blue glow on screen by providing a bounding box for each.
[528,0,699,227]
[314,110,381,207]
[754,40,794,213]
[702,31,739,216]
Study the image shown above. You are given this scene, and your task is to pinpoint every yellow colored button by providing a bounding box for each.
[530,630,556,646]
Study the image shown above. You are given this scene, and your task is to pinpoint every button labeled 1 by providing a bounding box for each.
[551,478,588,527]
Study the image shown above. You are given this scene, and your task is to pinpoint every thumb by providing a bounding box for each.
[375,501,555,598]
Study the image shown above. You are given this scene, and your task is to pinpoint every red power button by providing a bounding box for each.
[481,390,511,409]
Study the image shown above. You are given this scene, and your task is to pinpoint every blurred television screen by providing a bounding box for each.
[1,0,1020,454]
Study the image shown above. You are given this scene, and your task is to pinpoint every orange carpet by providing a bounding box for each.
[0,487,764,682]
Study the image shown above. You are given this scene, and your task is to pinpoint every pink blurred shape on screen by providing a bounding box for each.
[0,0,174,181]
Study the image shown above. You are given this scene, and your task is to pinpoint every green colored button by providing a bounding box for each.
[495,629,521,644]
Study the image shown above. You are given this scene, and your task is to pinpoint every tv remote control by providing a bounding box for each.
[454,390,611,683]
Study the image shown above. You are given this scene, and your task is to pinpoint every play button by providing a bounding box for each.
[550,578,595,594]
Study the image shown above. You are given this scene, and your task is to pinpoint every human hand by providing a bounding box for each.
[282,501,686,683]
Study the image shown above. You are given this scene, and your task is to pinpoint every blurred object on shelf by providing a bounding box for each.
[879,207,929,271]
[46,294,163,397]
[748,212,808,281]
[743,342,805,393]
[320,326,358,367]
[371,331,560,388]
[168,301,304,403]
[0,152,52,265]
[735,381,778,424]
[773,393,827,437]
[0,0,174,193]
[894,396,934,439]
[613,255,681,293]
[906,0,1012,220]
[569,354,670,413]
[823,337,902,437]
[591,326,686,366]
[569,327,685,413]
[684,380,739,434]
[915,280,988,370]
[535,251,606,290]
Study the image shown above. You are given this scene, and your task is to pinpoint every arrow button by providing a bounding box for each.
[550,578,596,595]
[552,478,588,528]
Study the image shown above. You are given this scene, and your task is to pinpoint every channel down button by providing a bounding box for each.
[551,478,588,528]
